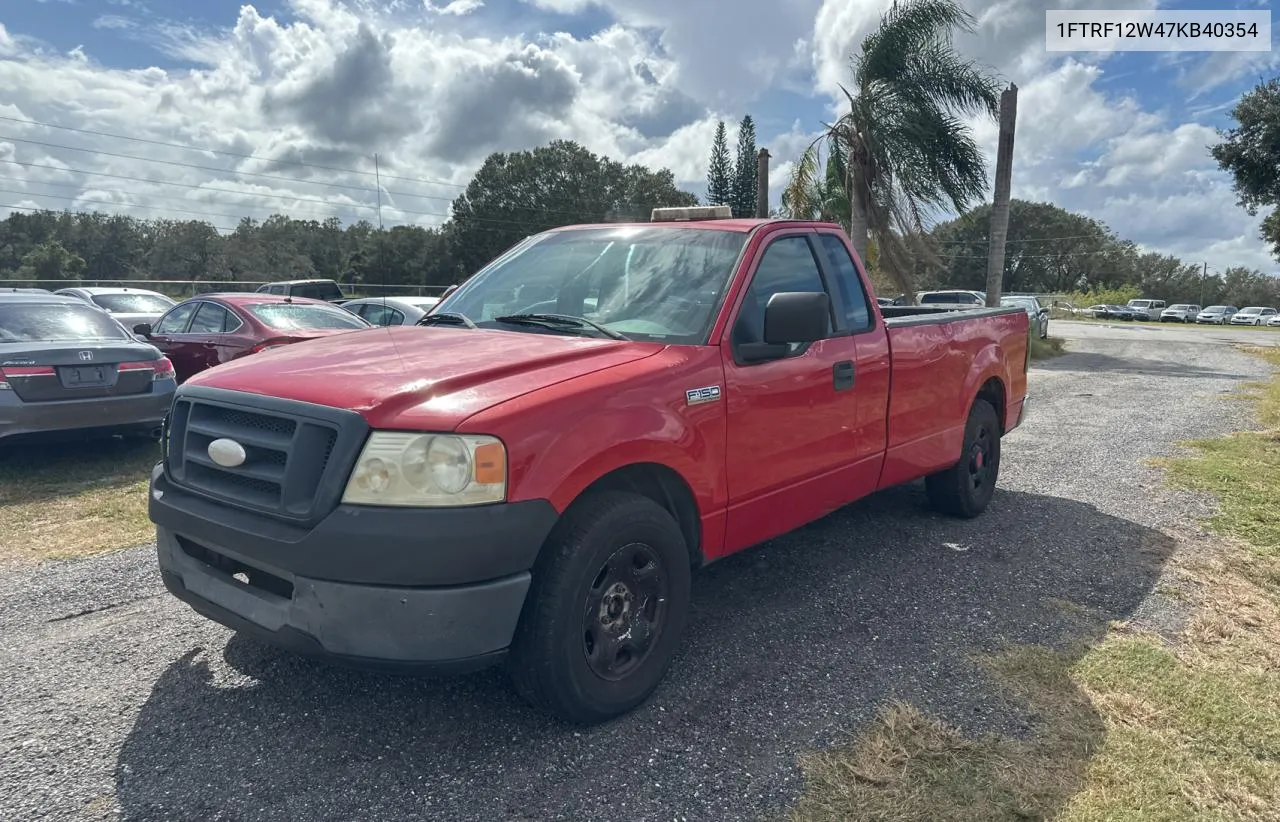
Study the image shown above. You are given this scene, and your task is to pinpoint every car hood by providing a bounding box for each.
[185,325,664,430]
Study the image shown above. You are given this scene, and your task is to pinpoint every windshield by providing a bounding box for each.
[921,292,978,304]
[90,293,175,314]
[291,282,345,301]
[0,303,130,342]
[1205,306,1229,312]
[434,227,748,343]
[246,303,371,331]
[1001,297,1036,308]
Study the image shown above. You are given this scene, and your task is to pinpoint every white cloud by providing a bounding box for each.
[0,0,1274,272]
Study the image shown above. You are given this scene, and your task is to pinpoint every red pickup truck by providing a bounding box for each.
[149,209,1029,723]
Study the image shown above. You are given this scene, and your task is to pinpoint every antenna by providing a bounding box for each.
[374,153,385,312]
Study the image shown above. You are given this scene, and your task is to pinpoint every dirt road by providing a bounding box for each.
[0,327,1271,821]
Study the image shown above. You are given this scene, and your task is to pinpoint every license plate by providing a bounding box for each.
[65,366,107,385]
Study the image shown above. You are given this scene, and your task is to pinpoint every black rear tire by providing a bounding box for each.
[506,490,691,724]
[924,399,1001,518]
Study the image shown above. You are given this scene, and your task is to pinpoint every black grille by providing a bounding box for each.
[165,391,357,522]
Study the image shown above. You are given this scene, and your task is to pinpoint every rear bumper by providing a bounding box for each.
[0,388,172,442]
[150,465,560,670]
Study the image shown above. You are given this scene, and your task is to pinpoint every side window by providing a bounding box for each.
[153,303,198,334]
[816,233,873,332]
[188,302,233,334]
[387,308,406,325]
[732,235,831,347]
[361,303,392,326]
[267,285,286,296]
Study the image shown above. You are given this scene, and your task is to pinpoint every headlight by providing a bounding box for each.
[342,432,507,507]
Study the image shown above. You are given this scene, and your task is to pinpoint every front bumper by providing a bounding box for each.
[0,388,171,442]
[150,464,560,670]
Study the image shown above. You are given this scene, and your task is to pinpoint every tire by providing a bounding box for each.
[506,490,692,724]
[925,399,1002,518]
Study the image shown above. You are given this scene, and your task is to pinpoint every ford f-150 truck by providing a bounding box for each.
[149,207,1029,723]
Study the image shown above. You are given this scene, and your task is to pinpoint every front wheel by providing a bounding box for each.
[507,491,692,724]
[925,399,1002,518]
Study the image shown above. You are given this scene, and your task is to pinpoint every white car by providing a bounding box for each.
[1160,304,1201,322]
[915,290,986,309]
[53,286,177,330]
[1228,306,1278,326]
[1267,314,1280,328]
[1196,305,1238,324]
[1126,298,1166,321]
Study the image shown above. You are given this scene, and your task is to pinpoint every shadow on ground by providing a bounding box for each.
[115,484,1173,821]
[0,436,157,505]
[1035,350,1259,381]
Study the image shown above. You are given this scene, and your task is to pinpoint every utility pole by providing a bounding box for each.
[756,148,770,218]
[985,83,1018,307]
[1201,261,1207,305]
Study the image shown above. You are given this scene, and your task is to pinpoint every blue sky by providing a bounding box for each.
[1,0,1277,271]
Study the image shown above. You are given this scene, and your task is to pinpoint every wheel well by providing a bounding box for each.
[578,463,703,567]
[976,377,1007,432]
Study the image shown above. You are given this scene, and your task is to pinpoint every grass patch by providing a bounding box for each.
[0,438,159,564]
[785,347,1280,821]
[1029,334,1067,361]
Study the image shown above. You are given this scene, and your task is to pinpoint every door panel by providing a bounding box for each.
[719,233,861,555]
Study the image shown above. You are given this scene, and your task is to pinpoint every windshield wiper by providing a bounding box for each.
[493,313,629,341]
[416,312,477,329]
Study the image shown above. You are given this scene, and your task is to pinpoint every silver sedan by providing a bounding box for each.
[339,295,441,326]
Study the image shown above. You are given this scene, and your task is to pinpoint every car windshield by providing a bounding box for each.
[1205,306,1229,311]
[1240,307,1264,313]
[90,293,175,314]
[1001,297,1035,308]
[246,303,371,331]
[922,292,974,303]
[0,303,130,342]
[1169,304,1189,310]
[290,282,345,301]
[435,227,749,343]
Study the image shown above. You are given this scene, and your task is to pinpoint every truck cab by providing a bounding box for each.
[149,208,1029,723]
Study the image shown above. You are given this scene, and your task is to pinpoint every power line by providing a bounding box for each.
[0,123,695,221]
[0,114,470,190]
[0,182,260,224]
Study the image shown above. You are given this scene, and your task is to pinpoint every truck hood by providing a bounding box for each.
[186,325,663,430]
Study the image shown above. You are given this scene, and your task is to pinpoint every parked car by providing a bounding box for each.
[1160,304,1201,322]
[148,207,1030,724]
[254,278,348,303]
[1,287,51,294]
[341,295,441,326]
[1080,304,1114,319]
[1000,295,1049,338]
[1126,298,1166,321]
[133,293,373,382]
[915,289,986,308]
[1110,304,1141,320]
[1228,306,1278,326]
[54,286,176,331]
[1196,305,1238,324]
[1266,314,1280,328]
[0,292,175,445]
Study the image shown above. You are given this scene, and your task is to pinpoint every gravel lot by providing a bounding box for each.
[0,327,1273,822]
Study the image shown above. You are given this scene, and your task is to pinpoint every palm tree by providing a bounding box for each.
[782,0,1001,293]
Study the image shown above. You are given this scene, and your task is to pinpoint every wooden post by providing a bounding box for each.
[756,148,770,218]
[985,83,1018,307]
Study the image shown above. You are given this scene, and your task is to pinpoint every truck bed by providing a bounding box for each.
[876,305,1029,489]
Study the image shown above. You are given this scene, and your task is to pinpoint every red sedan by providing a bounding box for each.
[133,293,373,383]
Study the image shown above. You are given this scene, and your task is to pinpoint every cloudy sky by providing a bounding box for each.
[0,0,1276,271]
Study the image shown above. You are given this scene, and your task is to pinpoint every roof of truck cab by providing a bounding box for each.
[549,218,839,233]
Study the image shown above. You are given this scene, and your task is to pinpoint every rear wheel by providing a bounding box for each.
[507,491,691,724]
[925,399,1002,518]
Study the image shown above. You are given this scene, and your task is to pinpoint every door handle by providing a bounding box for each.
[833,360,855,391]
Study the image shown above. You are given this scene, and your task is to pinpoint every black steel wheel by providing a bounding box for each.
[507,490,691,724]
[925,398,1002,518]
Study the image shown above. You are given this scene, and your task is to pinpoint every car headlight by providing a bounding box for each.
[342,432,507,507]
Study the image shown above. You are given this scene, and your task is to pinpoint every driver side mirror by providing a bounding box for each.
[738,291,831,364]
[764,292,830,344]
[133,323,153,337]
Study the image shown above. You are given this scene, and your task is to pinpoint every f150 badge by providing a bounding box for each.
[685,385,722,406]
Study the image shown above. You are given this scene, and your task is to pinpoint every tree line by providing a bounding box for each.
[0,140,697,296]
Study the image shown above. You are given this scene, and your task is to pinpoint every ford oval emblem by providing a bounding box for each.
[207,438,247,468]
